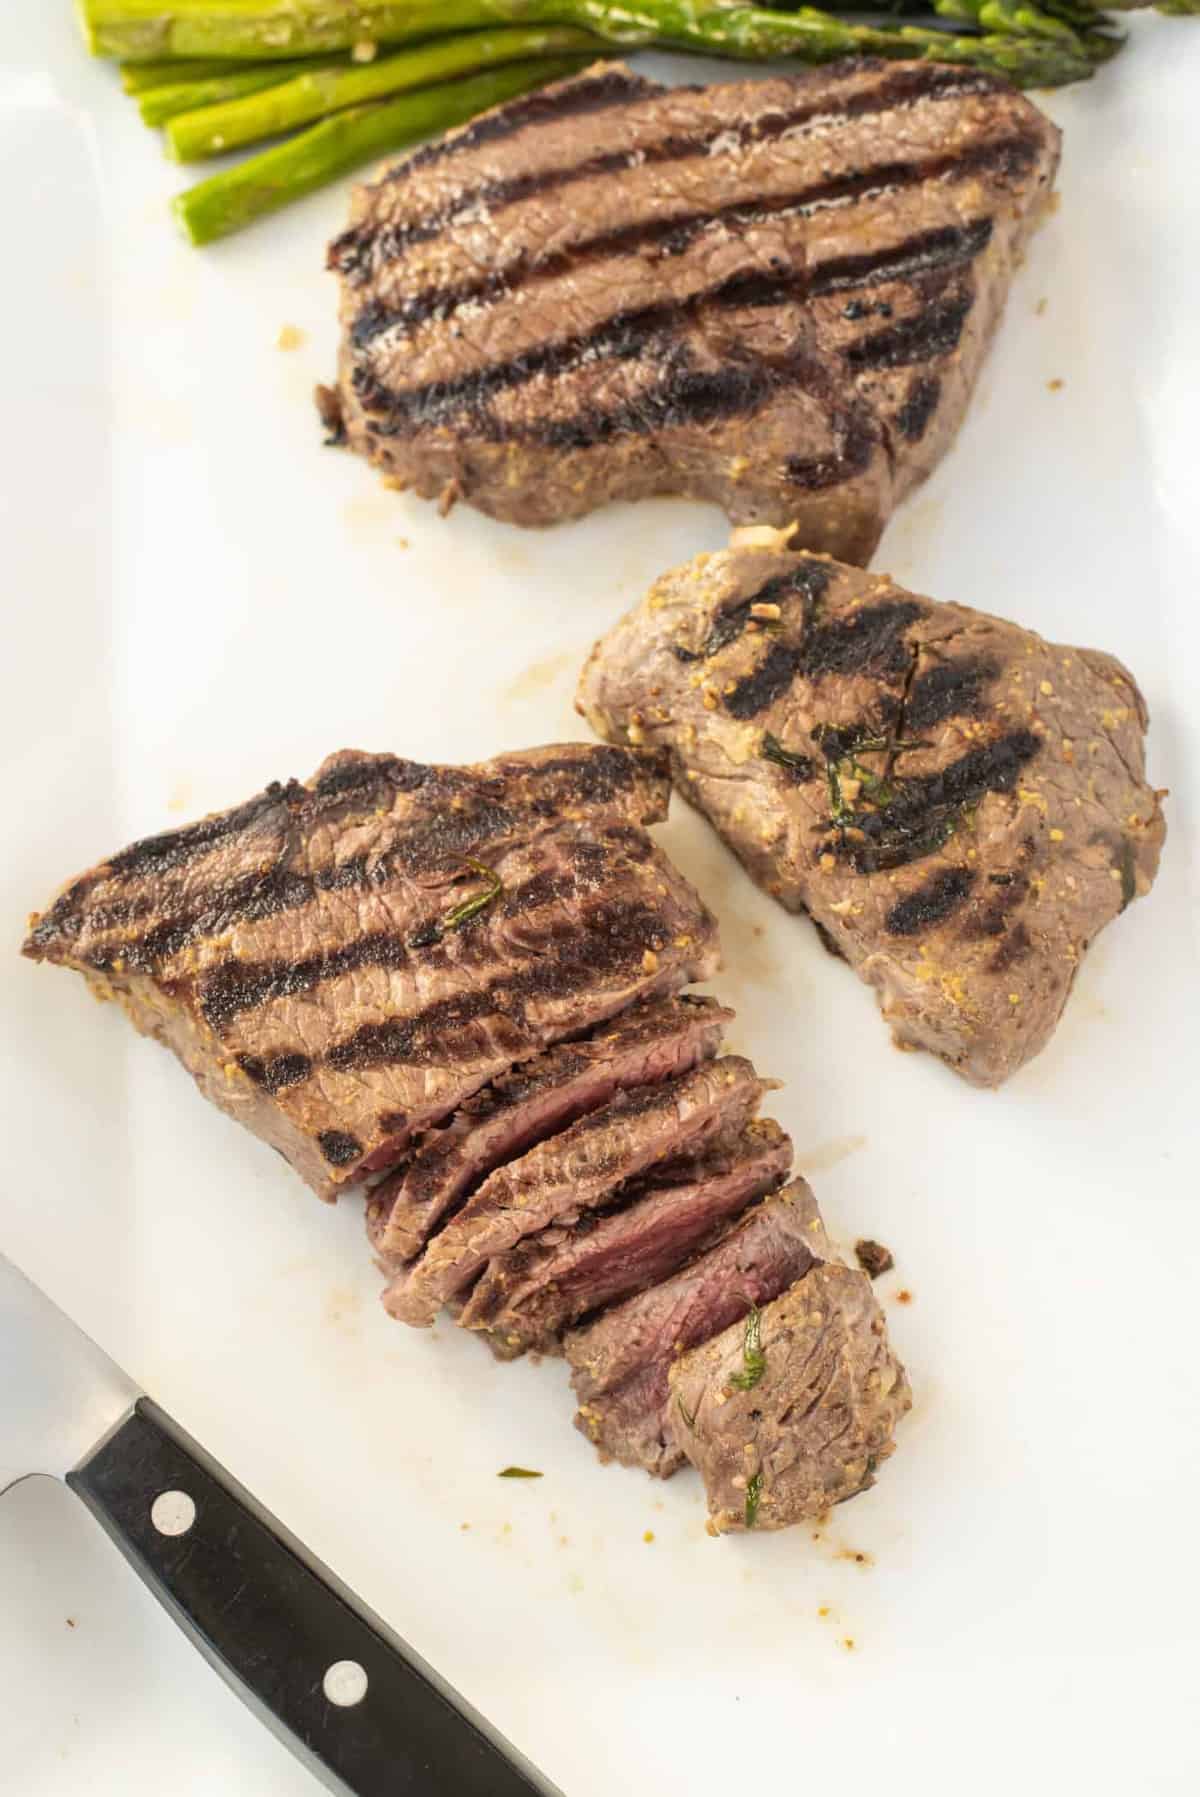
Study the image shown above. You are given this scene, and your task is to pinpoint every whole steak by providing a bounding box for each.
[326,59,1059,560]
[578,532,1166,1085]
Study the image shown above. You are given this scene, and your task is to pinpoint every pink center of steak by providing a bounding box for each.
[366,993,731,1263]
[459,1119,792,1355]
[565,1180,828,1476]
[384,1055,769,1327]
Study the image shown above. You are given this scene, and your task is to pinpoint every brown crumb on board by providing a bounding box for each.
[66,1617,77,1629]
[855,1238,895,1280]
[643,1530,655,1544]
[276,324,305,351]
[894,1288,914,1305]
[1047,378,1064,392]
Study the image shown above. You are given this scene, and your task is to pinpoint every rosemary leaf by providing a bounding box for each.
[744,1470,763,1529]
[728,1305,766,1391]
[498,1466,543,1479]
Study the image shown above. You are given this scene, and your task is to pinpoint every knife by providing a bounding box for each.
[0,1252,558,1797]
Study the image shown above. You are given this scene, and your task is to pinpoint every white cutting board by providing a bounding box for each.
[2,8,1199,1793]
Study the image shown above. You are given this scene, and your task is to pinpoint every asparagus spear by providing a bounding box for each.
[79,0,1105,84]
[141,55,332,124]
[173,53,587,245]
[121,55,244,90]
[165,24,603,159]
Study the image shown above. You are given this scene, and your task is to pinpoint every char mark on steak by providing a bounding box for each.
[461,1118,793,1357]
[367,992,732,1263]
[578,534,1166,1086]
[327,59,1059,557]
[566,1179,831,1477]
[668,1262,911,1532]
[385,1055,770,1327]
[23,744,719,1198]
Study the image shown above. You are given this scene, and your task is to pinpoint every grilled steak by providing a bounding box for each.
[460,1117,792,1357]
[23,744,719,1198]
[566,1180,830,1477]
[668,1261,911,1532]
[367,991,731,1263]
[327,59,1058,558]
[386,1055,770,1325]
[578,533,1166,1085]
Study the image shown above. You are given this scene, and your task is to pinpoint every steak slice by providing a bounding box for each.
[23,743,719,1198]
[566,1179,830,1477]
[328,59,1058,559]
[579,534,1166,1086]
[386,1055,769,1326]
[667,1262,911,1532]
[367,992,731,1264]
[460,1118,792,1357]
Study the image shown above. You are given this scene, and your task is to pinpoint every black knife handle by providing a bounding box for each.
[67,1398,556,1797]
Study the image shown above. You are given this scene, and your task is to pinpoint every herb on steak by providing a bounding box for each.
[728,1305,767,1391]
[744,1470,763,1529]
[444,857,503,930]
[1118,838,1137,911]
[761,733,815,783]
[676,1393,699,1433]
[498,1466,543,1479]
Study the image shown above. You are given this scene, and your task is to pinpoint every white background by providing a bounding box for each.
[2,7,1198,1793]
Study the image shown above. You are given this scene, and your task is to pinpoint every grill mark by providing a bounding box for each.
[194,864,590,1030]
[672,559,835,665]
[318,1130,363,1168]
[331,64,1008,282]
[350,188,993,355]
[237,1051,312,1095]
[312,897,679,1077]
[350,139,1033,462]
[885,867,975,936]
[106,783,301,881]
[354,263,815,436]
[829,730,1042,874]
[807,217,993,300]
[385,67,654,182]
[54,759,651,975]
[904,657,999,733]
[723,599,924,720]
[895,374,942,443]
[847,289,974,371]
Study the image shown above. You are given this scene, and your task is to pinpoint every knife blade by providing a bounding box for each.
[0,1253,558,1797]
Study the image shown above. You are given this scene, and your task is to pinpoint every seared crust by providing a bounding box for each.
[328,59,1059,554]
[578,538,1166,1085]
[23,744,719,1196]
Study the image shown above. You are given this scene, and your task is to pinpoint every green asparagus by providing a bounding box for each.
[79,0,1101,81]
[165,24,603,159]
[121,55,245,89]
[172,53,586,245]
[141,55,332,123]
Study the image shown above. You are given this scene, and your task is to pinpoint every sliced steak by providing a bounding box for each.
[386,1055,768,1326]
[23,744,719,1198]
[367,991,731,1263]
[566,1179,830,1477]
[668,1262,911,1532]
[460,1118,792,1357]
[328,59,1058,559]
[579,534,1166,1086]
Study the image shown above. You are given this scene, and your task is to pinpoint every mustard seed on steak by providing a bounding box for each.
[23,744,719,1198]
[578,533,1166,1086]
[326,59,1058,558]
